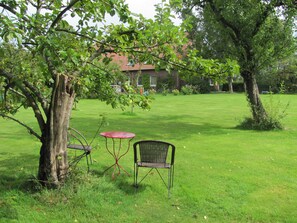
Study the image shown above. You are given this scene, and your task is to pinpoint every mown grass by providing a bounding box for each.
[1,93,297,223]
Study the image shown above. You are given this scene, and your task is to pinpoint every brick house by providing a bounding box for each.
[108,53,180,91]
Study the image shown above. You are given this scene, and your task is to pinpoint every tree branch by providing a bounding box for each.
[55,28,102,43]
[251,1,294,37]
[55,28,115,63]
[0,68,46,133]
[50,0,81,30]
[27,0,38,8]
[7,87,26,98]
[23,80,49,114]
[55,27,173,57]
[0,3,30,22]
[89,45,115,62]
[41,48,59,81]
[129,48,201,73]
[0,114,41,140]
[0,3,17,15]
[207,0,241,45]
[251,4,273,37]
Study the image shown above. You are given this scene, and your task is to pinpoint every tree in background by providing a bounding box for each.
[172,0,297,128]
[257,54,297,93]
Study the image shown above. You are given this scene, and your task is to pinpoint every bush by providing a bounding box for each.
[161,84,169,96]
[184,77,211,94]
[238,116,283,130]
[238,92,289,130]
[149,88,156,95]
[156,75,176,92]
[162,89,169,96]
[196,80,211,94]
[172,89,180,95]
[181,85,194,95]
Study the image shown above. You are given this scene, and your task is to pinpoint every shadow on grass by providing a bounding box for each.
[91,165,170,197]
[0,200,19,221]
[0,153,41,223]
[90,166,142,195]
[0,152,41,194]
[70,114,230,141]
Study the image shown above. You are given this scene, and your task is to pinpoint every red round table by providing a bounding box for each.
[100,131,135,178]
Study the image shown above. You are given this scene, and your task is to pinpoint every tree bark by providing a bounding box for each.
[228,76,233,93]
[242,71,267,123]
[38,74,75,187]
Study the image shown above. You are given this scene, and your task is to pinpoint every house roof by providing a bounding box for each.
[107,53,155,71]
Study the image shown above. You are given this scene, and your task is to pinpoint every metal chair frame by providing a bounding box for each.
[133,140,175,197]
[67,127,92,171]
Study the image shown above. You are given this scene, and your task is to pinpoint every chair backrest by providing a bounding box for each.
[134,140,175,165]
[67,127,91,152]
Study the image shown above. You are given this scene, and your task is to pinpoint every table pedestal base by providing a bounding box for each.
[103,161,131,179]
[100,131,135,179]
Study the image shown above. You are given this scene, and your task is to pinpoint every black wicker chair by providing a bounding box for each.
[67,127,92,171]
[133,140,175,197]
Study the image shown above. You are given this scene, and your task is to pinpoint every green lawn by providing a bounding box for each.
[1,93,297,223]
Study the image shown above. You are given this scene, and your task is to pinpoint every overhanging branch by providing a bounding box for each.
[0,3,18,15]
[0,3,30,22]
[0,68,46,133]
[0,113,41,140]
[50,0,81,30]
[23,80,49,114]
[207,0,240,45]
[55,28,102,43]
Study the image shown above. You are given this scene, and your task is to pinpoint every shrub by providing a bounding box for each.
[238,91,289,130]
[162,89,169,96]
[181,85,194,95]
[196,80,211,94]
[149,88,156,95]
[161,84,169,96]
[184,77,211,94]
[238,116,283,130]
[156,75,176,92]
[172,89,180,95]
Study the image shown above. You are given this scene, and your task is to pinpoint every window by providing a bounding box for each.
[150,75,157,87]
[137,76,142,86]
[137,75,157,87]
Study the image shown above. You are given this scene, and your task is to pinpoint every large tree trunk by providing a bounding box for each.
[38,74,75,187]
[242,71,267,123]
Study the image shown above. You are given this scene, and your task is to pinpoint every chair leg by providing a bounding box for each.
[171,165,174,188]
[86,153,90,172]
[89,153,93,165]
[134,164,136,187]
[134,164,139,188]
[168,168,173,198]
[168,166,175,198]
